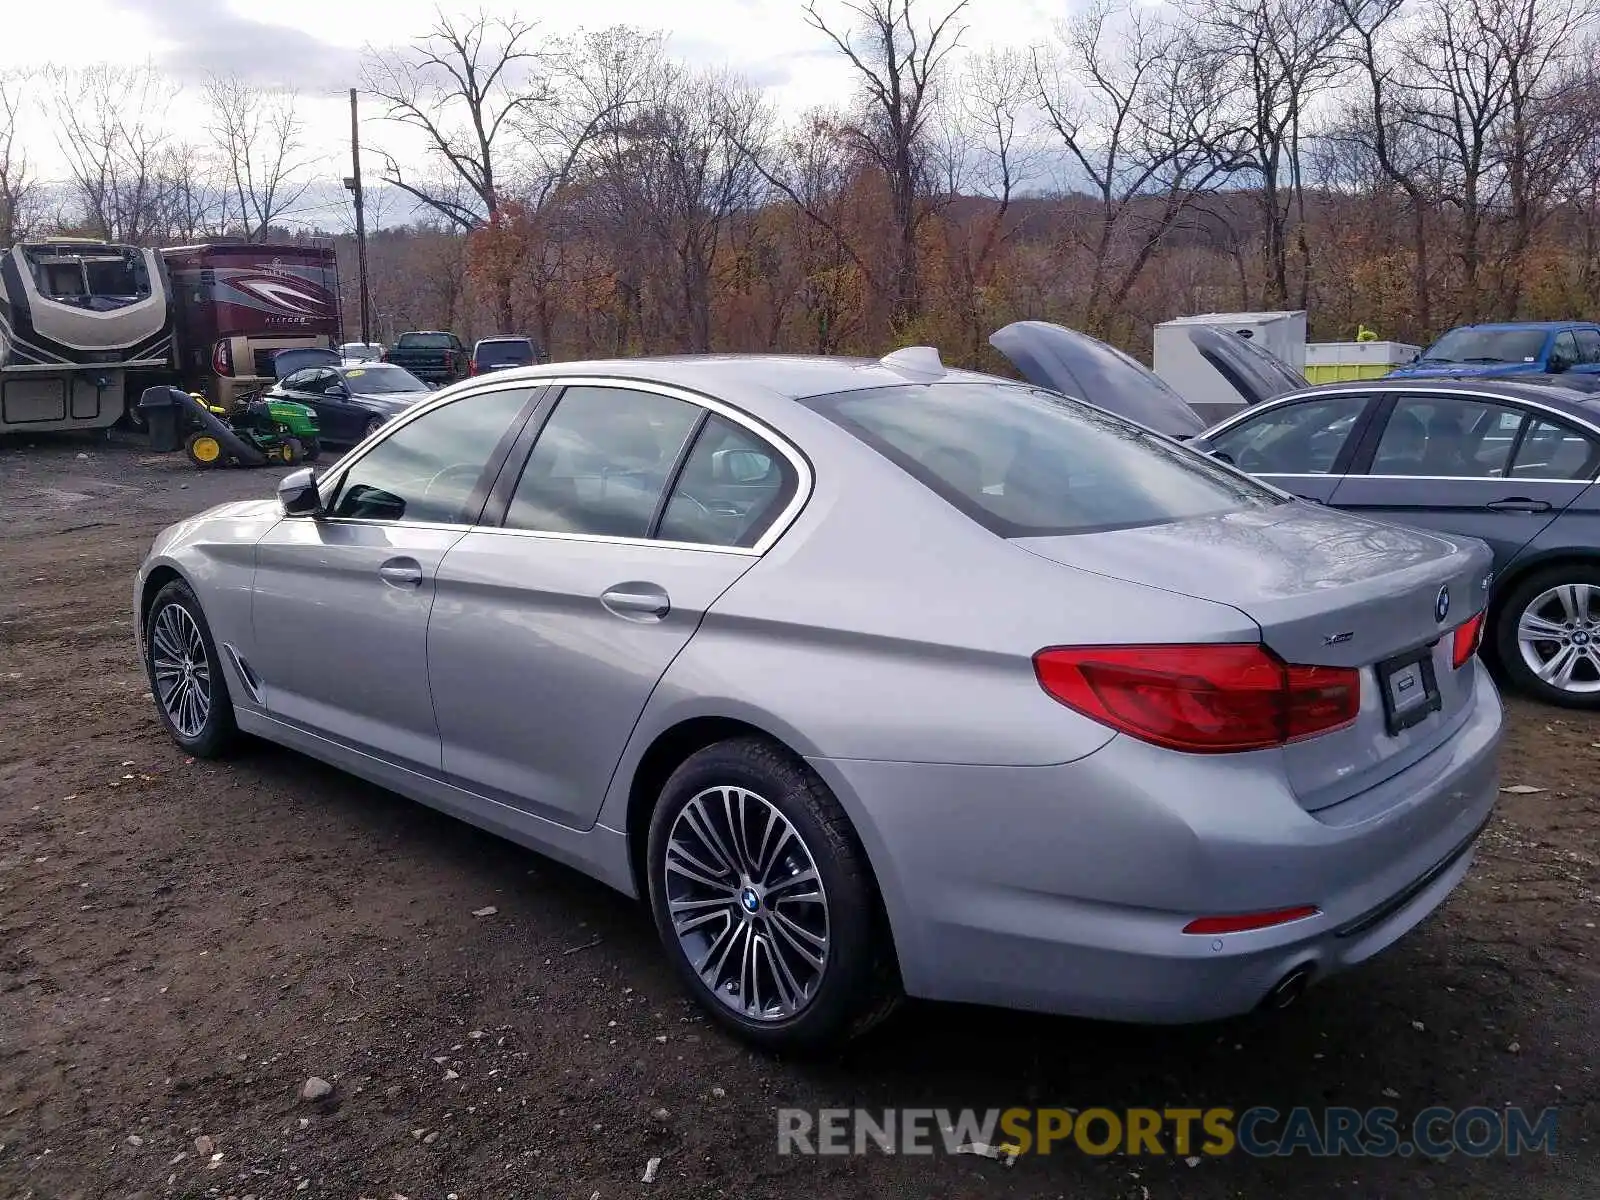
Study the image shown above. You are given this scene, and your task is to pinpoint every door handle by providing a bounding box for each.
[378,558,424,588]
[601,584,670,621]
[1485,498,1552,513]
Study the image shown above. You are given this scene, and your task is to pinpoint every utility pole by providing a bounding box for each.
[344,87,372,347]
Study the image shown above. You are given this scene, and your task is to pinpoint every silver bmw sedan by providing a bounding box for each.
[135,335,1502,1051]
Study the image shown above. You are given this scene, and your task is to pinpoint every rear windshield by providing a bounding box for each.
[342,364,426,393]
[1423,328,1547,365]
[398,333,456,349]
[804,382,1281,537]
[477,339,535,365]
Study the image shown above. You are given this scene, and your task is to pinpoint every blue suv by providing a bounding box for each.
[1390,321,1600,380]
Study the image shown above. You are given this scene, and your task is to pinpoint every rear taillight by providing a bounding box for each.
[1452,611,1485,669]
[212,340,233,377]
[379,348,389,362]
[469,360,479,375]
[1033,644,1360,753]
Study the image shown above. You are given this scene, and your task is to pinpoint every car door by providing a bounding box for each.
[319,368,381,442]
[1326,392,1596,574]
[1201,392,1379,503]
[249,385,540,767]
[427,382,804,829]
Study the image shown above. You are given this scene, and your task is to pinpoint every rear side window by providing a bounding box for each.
[804,382,1279,537]
[658,415,798,547]
[477,340,535,366]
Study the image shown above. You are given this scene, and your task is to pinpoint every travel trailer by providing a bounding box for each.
[0,239,175,434]
[163,241,340,405]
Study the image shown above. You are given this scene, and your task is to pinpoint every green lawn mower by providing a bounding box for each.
[138,387,322,469]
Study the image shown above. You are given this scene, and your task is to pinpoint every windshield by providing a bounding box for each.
[398,333,456,349]
[804,382,1281,537]
[342,364,426,393]
[477,339,535,365]
[1423,328,1548,364]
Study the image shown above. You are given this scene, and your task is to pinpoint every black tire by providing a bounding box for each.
[143,580,239,758]
[363,416,385,441]
[645,737,899,1053]
[281,436,304,465]
[1492,563,1600,709]
[302,438,322,463]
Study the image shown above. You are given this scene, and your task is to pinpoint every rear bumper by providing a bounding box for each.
[808,666,1503,1022]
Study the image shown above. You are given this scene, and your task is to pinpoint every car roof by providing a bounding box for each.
[456,353,999,404]
[476,336,535,345]
[1442,321,1590,332]
[1234,376,1600,427]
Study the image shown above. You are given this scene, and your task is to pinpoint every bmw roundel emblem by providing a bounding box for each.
[1435,585,1451,623]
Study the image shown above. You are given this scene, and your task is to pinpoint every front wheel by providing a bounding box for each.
[301,438,322,463]
[185,431,223,468]
[645,738,898,1052]
[362,416,385,441]
[144,580,239,757]
[1493,565,1600,708]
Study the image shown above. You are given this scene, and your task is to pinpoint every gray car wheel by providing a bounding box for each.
[144,579,239,757]
[1494,564,1600,709]
[646,737,898,1052]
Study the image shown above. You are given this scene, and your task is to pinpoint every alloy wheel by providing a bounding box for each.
[662,786,830,1022]
[1515,583,1600,696]
[150,603,213,738]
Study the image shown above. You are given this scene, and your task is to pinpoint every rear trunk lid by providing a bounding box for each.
[1016,503,1494,811]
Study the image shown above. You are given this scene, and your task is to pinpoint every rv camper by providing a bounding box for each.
[164,241,340,405]
[0,239,175,434]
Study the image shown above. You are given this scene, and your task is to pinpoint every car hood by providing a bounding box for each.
[349,390,429,413]
[272,347,342,379]
[1387,361,1540,379]
[988,321,1206,438]
[1185,326,1308,407]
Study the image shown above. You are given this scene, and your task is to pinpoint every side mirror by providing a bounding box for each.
[277,467,322,517]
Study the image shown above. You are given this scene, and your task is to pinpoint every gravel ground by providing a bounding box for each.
[1,431,1597,1200]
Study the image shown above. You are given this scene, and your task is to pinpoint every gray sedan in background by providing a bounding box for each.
[135,342,1501,1051]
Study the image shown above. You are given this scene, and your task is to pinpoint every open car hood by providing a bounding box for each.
[1186,326,1307,408]
[988,320,1205,438]
[272,347,342,379]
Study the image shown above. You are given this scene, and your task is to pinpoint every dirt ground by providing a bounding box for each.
[1,430,1596,1200]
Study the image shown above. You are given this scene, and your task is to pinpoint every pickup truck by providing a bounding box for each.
[1388,321,1600,380]
[382,331,468,385]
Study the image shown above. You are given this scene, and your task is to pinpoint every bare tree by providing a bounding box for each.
[1034,1,1237,332]
[1185,0,1355,308]
[48,63,179,243]
[202,76,315,240]
[0,74,35,245]
[803,0,971,328]
[362,9,551,230]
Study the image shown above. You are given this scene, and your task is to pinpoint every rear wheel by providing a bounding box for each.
[144,580,238,758]
[646,738,898,1052]
[1493,564,1600,709]
[185,432,223,468]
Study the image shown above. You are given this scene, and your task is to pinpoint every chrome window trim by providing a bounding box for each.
[1205,384,1600,483]
[494,374,814,556]
[313,372,815,555]
[1204,384,1600,443]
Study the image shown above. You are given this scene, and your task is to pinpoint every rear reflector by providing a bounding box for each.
[1452,611,1485,669]
[1183,906,1320,935]
[1033,643,1360,753]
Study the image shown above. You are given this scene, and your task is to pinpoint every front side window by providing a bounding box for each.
[1573,328,1600,364]
[505,386,702,538]
[804,382,1279,538]
[1551,331,1580,370]
[1369,396,1525,478]
[1208,395,1369,475]
[328,388,532,523]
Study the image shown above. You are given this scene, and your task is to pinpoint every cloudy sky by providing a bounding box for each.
[4,0,1061,197]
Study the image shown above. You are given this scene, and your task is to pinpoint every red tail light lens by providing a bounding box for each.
[1452,611,1485,669]
[1033,644,1360,753]
[1182,906,1319,935]
[469,360,479,375]
[212,339,233,377]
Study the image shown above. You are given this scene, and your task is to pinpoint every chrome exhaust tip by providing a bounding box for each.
[1262,964,1315,1011]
